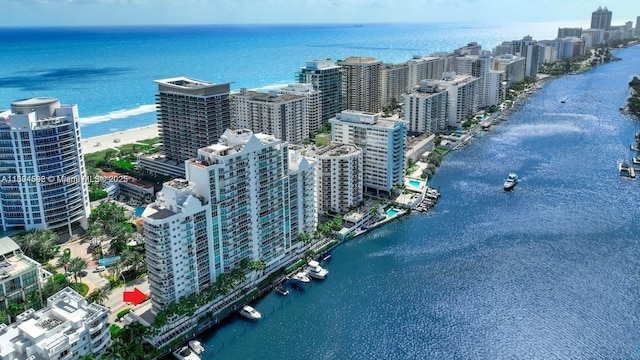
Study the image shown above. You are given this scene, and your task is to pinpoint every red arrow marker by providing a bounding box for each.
[123,287,147,306]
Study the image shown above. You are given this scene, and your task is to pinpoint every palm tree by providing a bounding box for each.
[57,252,72,274]
[25,290,43,310]
[86,222,104,247]
[68,257,86,284]
[37,230,58,262]
[87,288,108,306]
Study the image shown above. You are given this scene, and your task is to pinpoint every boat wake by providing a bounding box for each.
[78,104,156,125]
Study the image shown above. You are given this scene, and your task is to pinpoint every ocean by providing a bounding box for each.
[0,22,564,138]
[199,45,640,359]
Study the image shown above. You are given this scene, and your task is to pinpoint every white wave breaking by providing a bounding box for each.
[78,104,156,125]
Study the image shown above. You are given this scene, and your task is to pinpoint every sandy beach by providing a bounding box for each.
[81,124,159,154]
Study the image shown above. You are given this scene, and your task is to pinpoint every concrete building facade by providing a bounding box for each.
[307,143,363,214]
[231,88,311,144]
[0,98,90,233]
[438,73,479,128]
[330,110,406,194]
[402,81,448,135]
[155,77,232,162]
[591,6,612,30]
[0,287,111,360]
[337,57,383,113]
[381,64,409,108]
[406,55,445,89]
[493,54,525,89]
[296,59,344,122]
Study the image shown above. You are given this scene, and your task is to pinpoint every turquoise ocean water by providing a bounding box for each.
[0,22,562,138]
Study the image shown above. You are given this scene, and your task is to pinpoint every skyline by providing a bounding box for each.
[1,0,637,28]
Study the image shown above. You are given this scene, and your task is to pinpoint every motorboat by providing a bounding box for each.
[619,161,632,177]
[632,155,640,165]
[275,285,289,296]
[239,305,262,320]
[173,346,201,360]
[503,173,518,191]
[560,97,566,103]
[188,340,205,355]
[291,271,311,283]
[307,260,329,280]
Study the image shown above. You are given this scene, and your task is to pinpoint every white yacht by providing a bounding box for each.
[188,340,205,355]
[291,271,311,283]
[239,305,262,320]
[173,346,201,360]
[503,173,518,191]
[560,97,566,103]
[307,260,329,280]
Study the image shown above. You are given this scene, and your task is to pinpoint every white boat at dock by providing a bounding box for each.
[173,346,201,360]
[189,340,205,355]
[619,161,635,178]
[307,260,329,280]
[503,173,518,191]
[239,305,262,320]
[291,271,311,283]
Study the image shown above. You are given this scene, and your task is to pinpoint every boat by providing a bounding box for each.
[239,305,262,320]
[275,285,289,296]
[503,173,518,191]
[291,271,311,283]
[619,161,632,177]
[560,97,566,103]
[173,346,201,360]
[188,340,205,355]
[307,260,329,280]
[633,155,640,165]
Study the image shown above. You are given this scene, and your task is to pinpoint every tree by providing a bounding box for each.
[87,288,108,306]
[86,222,105,247]
[68,257,86,284]
[26,290,43,310]
[57,252,72,274]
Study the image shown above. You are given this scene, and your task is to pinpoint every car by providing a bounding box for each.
[93,265,106,273]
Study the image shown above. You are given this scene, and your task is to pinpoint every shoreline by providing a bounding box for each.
[80,124,159,154]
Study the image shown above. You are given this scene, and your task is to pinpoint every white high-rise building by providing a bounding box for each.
[0,98,89,234]
[297,59,344,122]
[280,83,322,136]
[231,88,311,144]
[330,110,406,195]
[0,287,111,360]
[455,53,502,108]
[438,72,479,128]
[287,149,317,236]
[186,129,315,274]
[141,179,209,312]
[337,57,383,113]
[307,143,363,214]
[406,55,445,89]
[403,80,449,135]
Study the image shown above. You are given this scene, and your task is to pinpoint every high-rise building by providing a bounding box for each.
[381,63,409,108]
[186,129,316,274]
[297,59,344,122]
[437,72,479,128]
[231,88,312,144]
[287,148,317,234]
[402,80,449,135]
[493,54,525,89]
[455,42,482,55]
[155,77,232,163]
[307,143,363,214]
[141,178,209,312]
[0,287,111,359]
[330,110,406,195]
[582,28,605,45]
[337,57,383,113]
[0,98,90,234]
[558,27,583,39]
[455,53,502,108]
[406,55,445,88]
[0,236,51,310]
[636,16,640,36]
[512,36,540,77]
[591,6,612,31]
[280,83,323,136]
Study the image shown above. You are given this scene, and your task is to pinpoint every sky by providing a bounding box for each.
[0,0,637,27]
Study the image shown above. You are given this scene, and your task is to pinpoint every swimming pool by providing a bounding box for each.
[385,209,400,217]
[134,207,145,217]
[408,179,421,188]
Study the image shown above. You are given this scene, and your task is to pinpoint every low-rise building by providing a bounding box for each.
[0,236,51,311]
[0,287,111,360]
